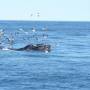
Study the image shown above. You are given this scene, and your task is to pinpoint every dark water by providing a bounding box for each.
[0,21,90,90]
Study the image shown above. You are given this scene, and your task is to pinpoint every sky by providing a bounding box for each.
[0,0,89,21]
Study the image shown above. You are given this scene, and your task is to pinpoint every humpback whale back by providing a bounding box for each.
[10,44,51,52]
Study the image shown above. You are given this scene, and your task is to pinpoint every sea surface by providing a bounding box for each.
[0,21,90,90]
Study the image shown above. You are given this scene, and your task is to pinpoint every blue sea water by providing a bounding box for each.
[0,21,90,90]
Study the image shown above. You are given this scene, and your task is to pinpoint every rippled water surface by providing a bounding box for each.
[0,21,90,90]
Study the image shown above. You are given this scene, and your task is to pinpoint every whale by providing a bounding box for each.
[0,44,51,52]
[9,44,51,52]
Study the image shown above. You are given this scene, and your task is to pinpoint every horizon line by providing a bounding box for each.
[0,19,90,22]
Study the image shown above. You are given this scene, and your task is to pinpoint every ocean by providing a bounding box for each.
[0,21,90,90]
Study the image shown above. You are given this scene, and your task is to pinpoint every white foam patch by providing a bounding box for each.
[2,48,9,51]
[45,51,49,53]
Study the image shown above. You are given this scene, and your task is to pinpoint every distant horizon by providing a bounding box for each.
[0,19,90,22]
